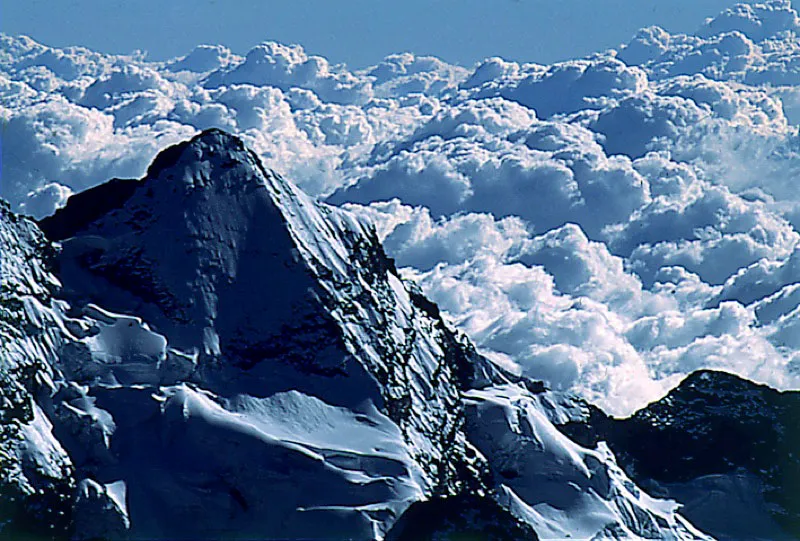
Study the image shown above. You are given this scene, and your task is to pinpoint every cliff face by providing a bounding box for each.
[0,200,74,539]
[3,130,710,540]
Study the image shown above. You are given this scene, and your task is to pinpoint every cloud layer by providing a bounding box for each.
[5,0,800,414]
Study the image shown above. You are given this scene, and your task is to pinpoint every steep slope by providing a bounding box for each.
[0,202,73,539]
[558,370,800,540]
[36,128,500,539]
[2,129,709,540]
[460,384,709,540]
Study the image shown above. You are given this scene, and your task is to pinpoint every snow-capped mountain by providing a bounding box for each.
[5,1,800,538]
[2,129,715,540]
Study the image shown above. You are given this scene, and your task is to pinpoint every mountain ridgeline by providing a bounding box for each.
[0,129,794,540]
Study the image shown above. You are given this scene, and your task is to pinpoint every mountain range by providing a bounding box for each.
[0,129,795,540]
[5,0,800,538]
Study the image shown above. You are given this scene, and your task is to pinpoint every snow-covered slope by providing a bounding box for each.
[34,129,492,539]
[462,384,708,540]
[1,129,712,540]
[0,201,74,539]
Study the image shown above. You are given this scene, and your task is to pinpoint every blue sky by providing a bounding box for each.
[4,0,754,68]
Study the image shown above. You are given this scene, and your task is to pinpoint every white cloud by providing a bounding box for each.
[465,55,648,118]
[346,200,529,271]
[403,255,665,414]
[204,41,372,105]
[699,0,800,43]
[612,182,797,285]
[367,52,469,97]
[80,64,178,110]
[332,99,651,238]
[517,223,664,314]
[1,95,196,204]
[17,182,73,219]
[6,0,800,415]
[167,44,240,74]
[621,1,800,85]
[718,245,800,306]
[4,34,115,82]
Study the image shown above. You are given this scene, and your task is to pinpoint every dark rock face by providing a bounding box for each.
[38,177,140,243]
[557,369,800,539]
[385,493,540,541]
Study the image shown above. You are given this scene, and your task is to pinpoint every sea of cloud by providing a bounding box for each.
[4,0,800,415]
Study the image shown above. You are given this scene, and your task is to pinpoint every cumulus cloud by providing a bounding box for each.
[17,182,73,219]
[402,254,666,414]
[465,55,648,118]
[367,52,469,97]
[5,0,800,414]
[2,34,115,83]
[699,0,800,42]
[342,196,796,414]
[516,224,661,313]
[0,39,438,204]
[167,44,240,74]
[1,95,196,204]
[345,200,529,271]
[80,64,177,110]
[609,175,797,286]
[332,98,652,238]
[717,245,800,306]
[392,219,798,415]
[621,1,800,101]
[204,41,372,105]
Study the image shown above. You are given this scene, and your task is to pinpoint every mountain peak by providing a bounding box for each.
[14,132,717,541]
[22,130,524,539]
[144,128,265,192]
[147,128,248,171]
[40,129,263,242]
[42,129,328,354]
